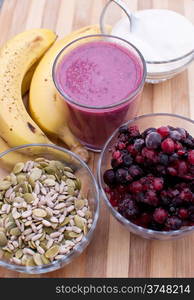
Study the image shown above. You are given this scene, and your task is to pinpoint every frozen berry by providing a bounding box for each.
[153,178,164,191]
[159,153,169,166]
[130,181,143,193]
[128,125,140,137]
[176,128,187,139]
[134,138,145,151]
[167,167,177,176]
[112,150,121,160]
[178,208,189,219]
[188,150,194,165]
[170,130,182,141]
[142,147,157,161]
[115,169,128,184]
[119,125,128,134]
[165,216,182,230]
[145,132,162,149]
[123,155,133,167]
[157,126,170,138]
[128,165,143,178]
[153,208,168,224]
[161,138,175,154]
[118,199,139,219]
[103,169,115,186]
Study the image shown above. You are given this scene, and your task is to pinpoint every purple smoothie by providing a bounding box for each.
[55,39,145,150]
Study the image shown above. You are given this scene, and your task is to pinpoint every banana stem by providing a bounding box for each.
[58,126,89,162]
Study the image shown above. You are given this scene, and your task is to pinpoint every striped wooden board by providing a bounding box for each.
[0,0,194,278]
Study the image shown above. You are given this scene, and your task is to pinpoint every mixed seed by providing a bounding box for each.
[0,158,92,266]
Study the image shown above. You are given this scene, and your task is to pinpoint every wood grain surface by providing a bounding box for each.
[0,0,194,278]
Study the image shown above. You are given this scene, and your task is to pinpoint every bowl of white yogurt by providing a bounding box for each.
[100,0,194,83]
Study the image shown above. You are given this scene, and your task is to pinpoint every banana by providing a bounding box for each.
[0,29,56,148]
[29,25,110,160]
[0,136,27,169]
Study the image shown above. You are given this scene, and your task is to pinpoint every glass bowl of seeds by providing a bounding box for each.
[0,144,99,274]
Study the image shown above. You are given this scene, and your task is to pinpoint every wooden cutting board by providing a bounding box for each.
[0,0,194,278]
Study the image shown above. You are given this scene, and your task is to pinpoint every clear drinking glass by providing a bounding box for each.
[0,144,99,274]
[98,113,194,240]
[53,34,146,152]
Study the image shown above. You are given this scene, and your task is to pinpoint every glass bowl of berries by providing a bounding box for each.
[98,113,194,240]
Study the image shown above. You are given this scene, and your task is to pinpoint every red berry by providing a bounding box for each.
[178,208,189,219]
[161,138,175,154]
[153,208,168,224]
[153,178,164,191]
[188,150,194,165]
[128,125,140,137]
[112,150,121,160]
[177,161,188,176]
[130,181,143,193]
[127,145,137,156]
[142,147,157,161]
[118,142,126,150]
[175,142,183,151]
[167,167,177,176]
[157,126,170,138]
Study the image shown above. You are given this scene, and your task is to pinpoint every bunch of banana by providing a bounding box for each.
[0,29,57,166]
[29,25,109,160]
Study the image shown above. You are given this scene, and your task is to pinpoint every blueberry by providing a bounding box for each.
[159,153,169,166]
[170,130,182,141]
[119,125,128,134]
[145,132,162,149]
[134,138,145,151]
[103,169,115,186]
[122,154,133,167]
[115,168,129,184]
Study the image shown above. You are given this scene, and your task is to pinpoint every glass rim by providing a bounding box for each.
[100,0,194,64]
[97,113,194,237]
[0,143,100,273]
[52,33,147,110]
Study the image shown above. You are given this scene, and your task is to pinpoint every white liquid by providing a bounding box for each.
[112,9,194,68]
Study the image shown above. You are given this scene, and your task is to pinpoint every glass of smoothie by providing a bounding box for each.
[53,34,146,151]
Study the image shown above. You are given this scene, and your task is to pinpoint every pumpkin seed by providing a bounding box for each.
[10,173,17,185]
[0,181,11,191]
[15,249,23,259]
[68,231,80,238]
[29,168,42,181]
[10,227,21,236]
[45,245,60,259]
[60,216,70,227]
[41,254,50,264]
[67,186,75,196]
[33,253,43,266]
[26,257,36,266]
[43,179,56,186]
[74,199,85,210]
[74,215,85,229]
[0,231,8,246]
[75,178,81,190]
[23,193,34,204]
[64,167,74,173]
[13,162,24,174]
[32,208,47,218]
[66,179,76,188]
[85,210,92,219]
[4,251,12,260]
[64,171,76,179]
[83,224,88,235]
[44,166,56,175]
[21,182,29,193]
[16,174,26,184]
